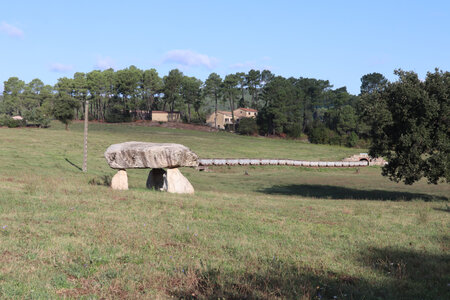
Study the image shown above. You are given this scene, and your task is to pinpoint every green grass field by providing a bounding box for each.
[0,121,449,299]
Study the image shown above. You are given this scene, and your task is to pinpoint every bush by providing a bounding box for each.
[308,125,330,144]
[0,114,9,126]
[328,132,342,145]
[0,115,26,128]
[7,119,25,128]
[237,118,258,135]
[286,124,302,138]
[24,107,51,128]
[345,132,359,147]
[308,124,342,145]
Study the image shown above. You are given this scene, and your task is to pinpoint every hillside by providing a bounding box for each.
[0,122,448,299]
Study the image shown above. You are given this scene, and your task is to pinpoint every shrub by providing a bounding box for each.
[0,115,26,128]
[8,119,24,128]
[237,118,258,135]
[346,132,359,147]
[308,124,330,144]
[0,114,9,126]
[308,124,344,145]
[286,124,302,138]
[24,107,51,128]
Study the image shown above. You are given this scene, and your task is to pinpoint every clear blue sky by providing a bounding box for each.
[1,0,449,94]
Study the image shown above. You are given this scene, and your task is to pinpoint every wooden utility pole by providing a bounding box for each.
[83,100,89,172]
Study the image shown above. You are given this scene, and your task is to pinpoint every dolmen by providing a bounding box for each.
[104,142,198,194]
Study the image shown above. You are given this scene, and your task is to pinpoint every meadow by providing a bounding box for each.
[0,121,448,299]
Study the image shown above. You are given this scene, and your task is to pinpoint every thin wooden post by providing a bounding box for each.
[83,100,89,172]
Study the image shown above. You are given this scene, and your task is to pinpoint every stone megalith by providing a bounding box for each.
[104,142,198,193]
[104,141,198,169]
[111,169,128,190]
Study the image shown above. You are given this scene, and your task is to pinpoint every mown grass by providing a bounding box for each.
[0,121,448,299]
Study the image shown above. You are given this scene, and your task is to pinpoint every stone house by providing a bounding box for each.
[206,108,258,129]
[233,107,258,119]
[152,111,181,122]
[206,110,233,129]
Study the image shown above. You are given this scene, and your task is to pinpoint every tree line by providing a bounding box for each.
[0,67,448,184]
[1,66,448,148]
[0,67,364,141]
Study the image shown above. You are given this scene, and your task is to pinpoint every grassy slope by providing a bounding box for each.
[0,122,448,299]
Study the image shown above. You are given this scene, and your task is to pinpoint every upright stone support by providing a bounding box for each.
[111,170,128,190]
[146,168,194,194]
[166,168,194,194]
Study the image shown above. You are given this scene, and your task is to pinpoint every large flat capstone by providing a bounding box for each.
[104,142,199,169]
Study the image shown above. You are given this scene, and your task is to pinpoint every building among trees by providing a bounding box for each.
[233,107,258,119]
[151,111,181,122]
[206,108,258,129]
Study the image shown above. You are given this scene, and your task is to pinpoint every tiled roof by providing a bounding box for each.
[217,111,232,116]
[237,107,258,112]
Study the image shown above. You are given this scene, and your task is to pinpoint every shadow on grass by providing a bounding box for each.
[167,246,449,299]
[258,184,448,201]
[433,206,450,213]
[65,158,82,171]
[356,246,449,299]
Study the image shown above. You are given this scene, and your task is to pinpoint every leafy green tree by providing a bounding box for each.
[236,72,247,106]
[367,69,449,184]
[163,69,183,112]
[73,72,88,119]
[246,69,261,108]
[2,77,25,115]
[261,70,274,86]
[358,73,389,139]
[116,65,142,113]
[295,78,332,132]
[21,80,40,116]
[259,76,298,135]
[360,72,388,94]
[141,69,162,113]
[20,79,53,126]
[222,74,240,130]
[87,70,104,120]
[181,76,202,122]
[204,73,222,128]
[55,77,75,96]
[101,68,116,119]
[53,92,79,130]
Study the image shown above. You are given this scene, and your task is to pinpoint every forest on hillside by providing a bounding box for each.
[0,67,448,149]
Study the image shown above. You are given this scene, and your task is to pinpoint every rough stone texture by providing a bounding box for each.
[146,168,194,194]
[146,168,167,191]
[343,153,387,166]
[111,170,128,190]
[166,168,195,194]
[104,142,199,169]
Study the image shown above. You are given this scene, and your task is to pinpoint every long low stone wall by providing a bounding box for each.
[198,159,369,167]
[104,142,374,194]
